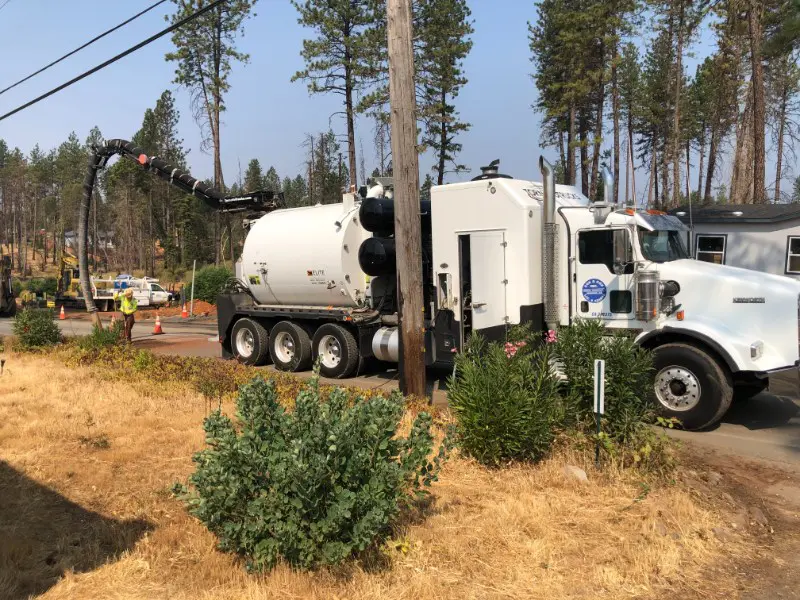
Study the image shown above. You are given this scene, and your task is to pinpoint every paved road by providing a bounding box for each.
[1,314,798,468]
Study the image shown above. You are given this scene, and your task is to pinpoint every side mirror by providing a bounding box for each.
[612,229,631,275]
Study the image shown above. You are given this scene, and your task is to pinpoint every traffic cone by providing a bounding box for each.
[181,303,188,318]
[153,313,164,335]
[59,305,66,320]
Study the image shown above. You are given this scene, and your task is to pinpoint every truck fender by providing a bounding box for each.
[635,325,742,373]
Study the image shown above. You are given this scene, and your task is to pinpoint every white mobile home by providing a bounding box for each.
[668,204,800,278]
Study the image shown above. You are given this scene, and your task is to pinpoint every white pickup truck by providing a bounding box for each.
[95,275,172,310]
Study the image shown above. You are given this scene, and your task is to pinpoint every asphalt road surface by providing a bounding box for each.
[1,314,798,469]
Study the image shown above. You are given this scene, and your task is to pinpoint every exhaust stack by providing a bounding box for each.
[539,157,559,332]
[602,166,614,206]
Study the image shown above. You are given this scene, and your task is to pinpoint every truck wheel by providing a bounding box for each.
[312,324,359,378]
[231,318,270,366]
[652,343,733,430]
[270,321,312,372]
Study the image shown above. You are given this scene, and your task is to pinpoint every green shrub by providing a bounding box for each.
[448,334,563,466]
[77,320,125,352]
[13,308,61,349]
[554,318,655,444]
[27,277,58,296]
[174,374,447,571]
[191,266,232,304]
[12,279,23,297]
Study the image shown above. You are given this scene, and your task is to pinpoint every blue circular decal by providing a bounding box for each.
[582,278,607,303]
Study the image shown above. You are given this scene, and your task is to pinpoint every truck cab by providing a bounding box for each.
[430,159,800,430]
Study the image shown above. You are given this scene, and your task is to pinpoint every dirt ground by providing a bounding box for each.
[1,352,799,599]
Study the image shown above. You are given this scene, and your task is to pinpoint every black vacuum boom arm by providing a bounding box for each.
[78,138,282,320]
[91,139,284,213]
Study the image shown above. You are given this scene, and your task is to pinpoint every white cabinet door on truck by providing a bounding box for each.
[574,228,635,323]
[458,231,507,336]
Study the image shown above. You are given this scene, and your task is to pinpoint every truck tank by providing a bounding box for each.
[239,202,370,307]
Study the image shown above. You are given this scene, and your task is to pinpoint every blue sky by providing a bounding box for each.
[0,0,736,201]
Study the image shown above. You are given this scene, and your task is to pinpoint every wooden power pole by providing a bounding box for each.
[387,0,426,398]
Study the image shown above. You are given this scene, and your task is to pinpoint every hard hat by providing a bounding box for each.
[124,288,133,297]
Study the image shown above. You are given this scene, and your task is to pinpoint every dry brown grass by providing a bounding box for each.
[0,352,751,600]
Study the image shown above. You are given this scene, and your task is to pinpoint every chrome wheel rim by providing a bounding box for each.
[318,334,342,369]
[654,365,701,412]
[273,331,295,364]
[235,328,255,358]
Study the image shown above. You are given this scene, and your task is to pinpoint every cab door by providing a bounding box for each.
[573,228,635,324]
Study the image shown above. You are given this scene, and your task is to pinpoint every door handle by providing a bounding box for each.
[471,302,487,309]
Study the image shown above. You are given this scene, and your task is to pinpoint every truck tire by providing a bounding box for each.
[270,321,312,372]
[231,318,270,366]
[652,343,733,430]
[312,324,359,379]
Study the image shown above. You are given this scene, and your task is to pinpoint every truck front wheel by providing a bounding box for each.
[270,321,312,372]
[231,318,270,366]
[652,343,733,430]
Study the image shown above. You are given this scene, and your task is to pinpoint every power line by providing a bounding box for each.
[0,0,227,124]
[0,0,169,98]
[0,0,13,13]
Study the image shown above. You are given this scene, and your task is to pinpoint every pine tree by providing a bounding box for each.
[243,159,263,192]
[420,173,434,202]
[618,43,641,204]
[416,0,473,185]
[263,166,281,194]
[291,0,383,189]
[166,0,257,265]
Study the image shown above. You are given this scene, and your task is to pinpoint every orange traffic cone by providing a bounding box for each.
[181,303,188,318]
[153,313,164,335]
[59,305,66,320]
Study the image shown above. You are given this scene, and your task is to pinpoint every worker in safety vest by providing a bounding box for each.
[116,287,138,342]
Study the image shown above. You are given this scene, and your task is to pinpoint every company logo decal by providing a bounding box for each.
[582,278,607,303]
[732,297,765,304]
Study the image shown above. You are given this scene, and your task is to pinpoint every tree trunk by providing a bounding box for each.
[775,78,788,202]
[697,123,706,198]
[673,0,685,208]
[437,89,447,185]
[32,196,37,262]
[568,102,577,185]
[704,127,717,201]
[611,36,620,205]
[660,144,670,208]
[579,115,589,196]
[685,140,691,202]
[748,0,766,203]
[649,136,657,207]
[345,66,358,189]
[731,83,755,204]
[589,78,605,201]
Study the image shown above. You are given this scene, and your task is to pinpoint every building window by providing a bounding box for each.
[786,237,800,274]
[695,235,726,264]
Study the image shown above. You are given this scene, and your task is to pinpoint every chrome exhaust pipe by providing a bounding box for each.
[539,157,559,332]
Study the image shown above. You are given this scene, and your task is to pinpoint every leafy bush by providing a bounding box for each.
[191,266,232,304]
[27,277,58,296]
[13,308,61,349]
[448,334,563,466]
[77,320,125,351]
[174,374,447,571]
[11,279,23,297]
[554,318,654,443]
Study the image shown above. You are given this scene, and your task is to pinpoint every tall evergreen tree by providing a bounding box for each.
[416,0,473,185]
[263,166,281,193]
[166,0,257,264]
[292,0,383,189]
[243,159,264,192]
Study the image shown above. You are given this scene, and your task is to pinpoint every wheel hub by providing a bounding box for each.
[274,332,295,363]
[235,328,254,358]
[655,366,701,412]
[318,334,342,368]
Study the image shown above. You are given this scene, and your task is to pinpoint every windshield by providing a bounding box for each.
[151,284,165,292]
[638,228,690,262]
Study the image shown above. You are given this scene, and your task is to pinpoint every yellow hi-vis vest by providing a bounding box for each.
[117,293,138,315]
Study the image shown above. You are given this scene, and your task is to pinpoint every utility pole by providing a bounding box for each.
[387,0,426,398]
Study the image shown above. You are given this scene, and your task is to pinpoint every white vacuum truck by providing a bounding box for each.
[77,140,800,431]
[218,158,800,430]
